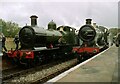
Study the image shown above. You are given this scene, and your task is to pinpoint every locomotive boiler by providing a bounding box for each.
[19,16,78,49]
[7,15,80,66]
[76,19,109,62]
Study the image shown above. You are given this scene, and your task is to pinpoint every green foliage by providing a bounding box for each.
[0,19,20,37]
[109,28,120,37]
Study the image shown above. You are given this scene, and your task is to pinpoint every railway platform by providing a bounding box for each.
[47,45,119,83]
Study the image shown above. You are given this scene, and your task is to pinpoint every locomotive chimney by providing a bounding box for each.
[86,19,92,25]
[30,15,38,27]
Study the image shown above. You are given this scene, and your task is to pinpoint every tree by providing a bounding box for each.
[109,28,119,36]
[0,19,20,37]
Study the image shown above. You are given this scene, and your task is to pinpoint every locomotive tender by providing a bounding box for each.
[7,15,80,66]
[75,19,109,62]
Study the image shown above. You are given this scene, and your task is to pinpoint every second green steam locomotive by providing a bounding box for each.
[76,19,109,62]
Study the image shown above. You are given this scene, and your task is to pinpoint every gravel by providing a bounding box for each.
[4,59,77,83]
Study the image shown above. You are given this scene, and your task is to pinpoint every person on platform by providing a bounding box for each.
[14,35,19,50]
[2,35,7,51]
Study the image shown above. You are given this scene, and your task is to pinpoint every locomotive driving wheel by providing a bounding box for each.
[25,59,36,68]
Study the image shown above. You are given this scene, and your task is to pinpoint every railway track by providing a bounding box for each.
[2,61,61,81]
[2,57,78,83]
[2,58,78,83]
[2,66,29,81]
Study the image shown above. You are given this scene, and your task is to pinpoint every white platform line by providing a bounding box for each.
[44,47,111,83]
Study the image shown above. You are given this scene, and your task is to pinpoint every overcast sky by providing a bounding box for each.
[0,0,119,30]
